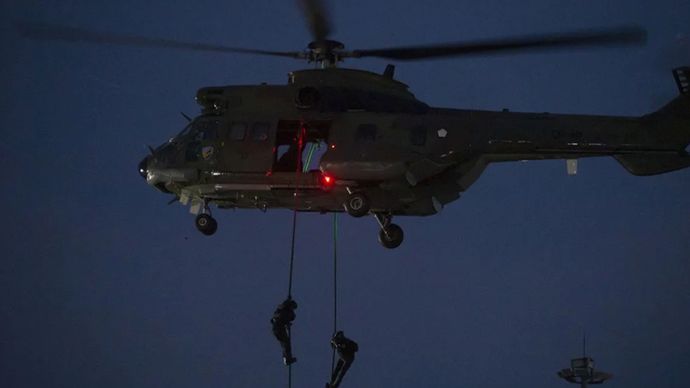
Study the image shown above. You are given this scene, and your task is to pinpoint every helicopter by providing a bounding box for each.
[19,0,690,249]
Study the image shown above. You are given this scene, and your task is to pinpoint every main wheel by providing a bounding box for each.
[195,214,218,236]
[344,192,370,218]
[378,223,404,249]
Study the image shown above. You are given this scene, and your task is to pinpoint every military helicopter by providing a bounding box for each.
[20,0,690,248]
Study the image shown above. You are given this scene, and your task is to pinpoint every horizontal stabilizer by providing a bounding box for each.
[614,153,690,176]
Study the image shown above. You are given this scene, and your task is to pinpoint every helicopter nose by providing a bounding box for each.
[138,156,148,179]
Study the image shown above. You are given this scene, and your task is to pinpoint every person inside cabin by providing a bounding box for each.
[275,143,300,171]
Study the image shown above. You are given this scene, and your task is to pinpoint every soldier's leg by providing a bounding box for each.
[330,359,344,385]
[272,325,291,358]
[283,329,293,359]
[331,355,354,388]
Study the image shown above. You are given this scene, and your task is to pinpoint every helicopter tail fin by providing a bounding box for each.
[648,67,690,147]
[615,67,690,175]
[652,66,690,116]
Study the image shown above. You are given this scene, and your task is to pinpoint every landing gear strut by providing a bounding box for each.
[374,213,404,249]
[195,201,217,236]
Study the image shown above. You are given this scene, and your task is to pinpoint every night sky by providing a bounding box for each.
[2,1,689,387]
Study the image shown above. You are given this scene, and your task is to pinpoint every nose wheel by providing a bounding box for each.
[195,208,218,236]
[374,213,404,249]
[195,214,217,235]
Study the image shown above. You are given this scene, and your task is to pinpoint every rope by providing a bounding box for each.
[330,212,339,376]
[287,207,298,298]
[284,127,325,388]
[288,359,292,388]
[333,212,338,335]
[287,123,305,298]
[286,123,305,388]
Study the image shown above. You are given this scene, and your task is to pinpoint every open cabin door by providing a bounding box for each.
[273,120,332,173]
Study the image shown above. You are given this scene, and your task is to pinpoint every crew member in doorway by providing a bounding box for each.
[326,331,358,388]
[275,143,300,172]
[271,297,298,365]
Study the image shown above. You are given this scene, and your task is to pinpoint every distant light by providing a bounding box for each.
[330,144,336,149]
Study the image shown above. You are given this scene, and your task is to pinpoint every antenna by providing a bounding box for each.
[582,331,586,357]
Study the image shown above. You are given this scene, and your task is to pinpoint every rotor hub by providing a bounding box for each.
[307,40,345,67]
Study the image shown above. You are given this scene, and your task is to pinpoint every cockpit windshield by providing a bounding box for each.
[175,122,194,140]
[170,115,222,144]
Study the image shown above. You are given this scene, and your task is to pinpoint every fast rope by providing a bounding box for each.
[285,123,306,388]
[330,212,339,375]
[298,140,341,378]
[287,124,306,298]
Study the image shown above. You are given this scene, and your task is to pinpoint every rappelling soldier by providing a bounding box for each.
[271,297,298,365]
[326,331,358,388]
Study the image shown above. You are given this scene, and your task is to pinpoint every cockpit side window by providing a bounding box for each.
[229,122,247,141]
[174,123,194,142]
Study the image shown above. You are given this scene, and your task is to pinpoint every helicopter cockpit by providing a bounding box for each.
[138,114,223,192]
[179,116,223,163]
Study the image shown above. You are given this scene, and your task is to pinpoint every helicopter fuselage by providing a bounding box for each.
[139,66,690,243]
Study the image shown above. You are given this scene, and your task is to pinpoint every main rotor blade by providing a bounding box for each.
[297,0,332,41]
[349,26,647,60]
[17,22,305,58]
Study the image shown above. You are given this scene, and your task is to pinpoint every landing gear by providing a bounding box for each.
[195,213,217,236]
[378,224,404,249]
[374,213,404,249]
[343,192,370,218]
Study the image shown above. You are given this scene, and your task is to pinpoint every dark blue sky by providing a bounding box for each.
[2,1,689,387]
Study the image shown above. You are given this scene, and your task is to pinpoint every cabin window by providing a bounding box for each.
[410,126,426,146]
[229,122,247,141]
[251,122,270,141]
[356,124,377,143]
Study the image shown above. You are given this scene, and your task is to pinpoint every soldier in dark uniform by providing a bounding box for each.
[326,331,358,388]
[271,297,297,365]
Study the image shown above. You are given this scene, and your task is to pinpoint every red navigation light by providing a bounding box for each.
[320,172,335,191]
